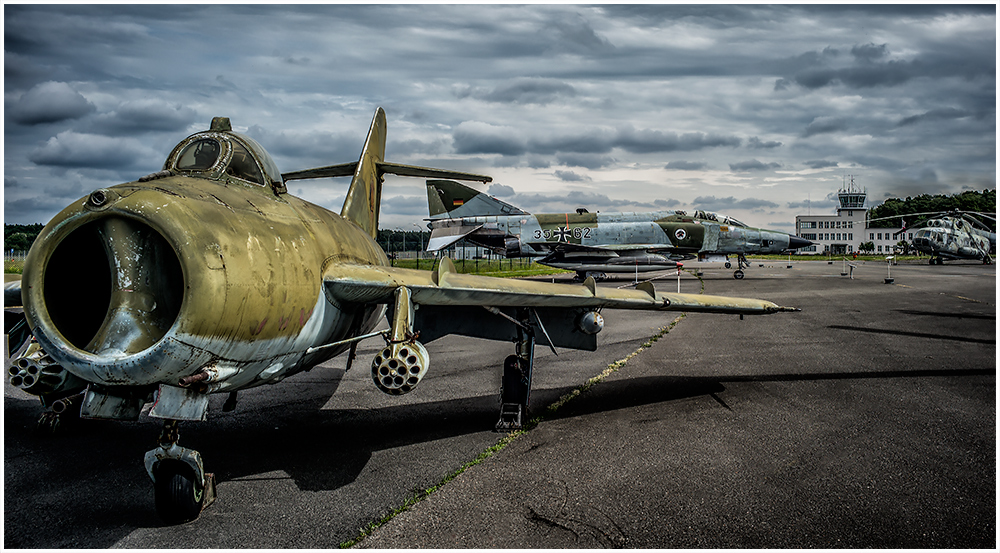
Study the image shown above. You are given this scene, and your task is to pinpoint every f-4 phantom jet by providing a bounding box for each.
[5,109,796,523]
[426,180,812,280]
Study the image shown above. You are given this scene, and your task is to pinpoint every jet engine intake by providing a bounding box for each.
[371,340,429,395]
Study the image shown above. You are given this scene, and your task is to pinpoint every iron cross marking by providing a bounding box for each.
[552,226,572,242]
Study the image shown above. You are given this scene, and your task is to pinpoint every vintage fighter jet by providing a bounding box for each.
[425,180,813,280]
[5,108,796,523]
[868,211,996,264]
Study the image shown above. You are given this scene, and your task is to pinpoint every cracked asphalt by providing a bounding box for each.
[4,259,995,548]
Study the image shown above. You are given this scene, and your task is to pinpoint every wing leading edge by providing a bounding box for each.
[322,258,796,315]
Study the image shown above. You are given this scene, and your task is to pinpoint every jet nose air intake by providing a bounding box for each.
[33,215,184,368]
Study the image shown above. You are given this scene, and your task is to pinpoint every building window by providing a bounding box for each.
[877,245,882,252]
[848,233,853,240]
[877,233,882,240]
[870,233,874,240]
[908,233,913,239]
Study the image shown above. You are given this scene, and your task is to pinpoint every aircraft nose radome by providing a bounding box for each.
[788,235,813,250]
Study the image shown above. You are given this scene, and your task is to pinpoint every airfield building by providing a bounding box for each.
[795,179,907,255]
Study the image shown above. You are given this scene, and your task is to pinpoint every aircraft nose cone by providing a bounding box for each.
[788,235,813,250]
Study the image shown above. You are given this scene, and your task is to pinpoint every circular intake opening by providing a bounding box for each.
[42,217,184,353]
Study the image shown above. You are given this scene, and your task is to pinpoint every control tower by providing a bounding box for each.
[838,175,866,212]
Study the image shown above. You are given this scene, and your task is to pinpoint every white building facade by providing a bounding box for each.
[795,181,908,255]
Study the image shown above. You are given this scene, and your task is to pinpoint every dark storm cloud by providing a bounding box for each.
[802,117,848,137]
[454,124,742,159]
[2,4,994,227]
[747,137,782,149]
[554,170,591,183]
[693,196,779,211]
[613,126,741,154]
[729,159,782,172]
[787,198,838,210]
[897,108,974,127]
[28,132,152,169]
[9,81,95,125]
[508,191,672,212]
[556,153,616,170]
[453,122,527,156]
[454,78,577,105]
[88,100,198,134]
[781,41,995,92]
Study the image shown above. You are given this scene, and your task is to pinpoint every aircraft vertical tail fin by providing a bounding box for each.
[341,108,388,238]
[426,179,527,219]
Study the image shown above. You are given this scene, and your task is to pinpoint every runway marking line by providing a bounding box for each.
[341,313,689,548]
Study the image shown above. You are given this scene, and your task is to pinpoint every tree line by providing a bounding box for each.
[867,189,995,230]
[4,223,44,253]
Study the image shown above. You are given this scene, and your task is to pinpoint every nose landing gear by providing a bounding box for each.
[144,419,216,523]
[733,253,749,279]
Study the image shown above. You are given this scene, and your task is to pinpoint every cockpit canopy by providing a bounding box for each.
[691,209,747,228]
[164,117,285,193]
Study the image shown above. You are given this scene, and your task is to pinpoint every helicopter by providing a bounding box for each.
[867,210,996,264]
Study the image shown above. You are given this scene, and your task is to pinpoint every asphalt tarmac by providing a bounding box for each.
[3,259,995,548]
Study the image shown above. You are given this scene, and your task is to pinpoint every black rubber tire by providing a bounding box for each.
[725,262,732,269]
[734,270,745,280]
[154,464,203,524]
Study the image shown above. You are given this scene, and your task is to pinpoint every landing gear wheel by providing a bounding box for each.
[154,463,205,524]
[734,270,745,279]
[725,261,732,269]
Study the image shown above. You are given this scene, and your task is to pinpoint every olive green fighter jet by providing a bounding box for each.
[426,180,813,279]
[5,108,797,523]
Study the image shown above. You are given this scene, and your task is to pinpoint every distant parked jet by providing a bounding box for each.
[425,180,812,279]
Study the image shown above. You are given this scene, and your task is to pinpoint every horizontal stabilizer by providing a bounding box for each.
[427,223,484,252]
[282,162,492,183]
[282,162,358,181]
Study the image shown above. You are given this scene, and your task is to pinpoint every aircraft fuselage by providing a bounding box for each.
[432,211,799,257]
[20,174,385,407]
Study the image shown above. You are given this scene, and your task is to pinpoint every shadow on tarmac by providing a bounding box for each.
[5,363,992,548]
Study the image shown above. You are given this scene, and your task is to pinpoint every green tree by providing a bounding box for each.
[868,190,996,230]
[4,223,43,253]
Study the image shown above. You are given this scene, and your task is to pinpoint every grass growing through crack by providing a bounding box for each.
[339,313,687,548]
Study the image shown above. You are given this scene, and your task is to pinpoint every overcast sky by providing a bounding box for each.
[4,4,996,230]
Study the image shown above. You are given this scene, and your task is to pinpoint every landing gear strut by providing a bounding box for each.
[144,419,215,523]
[733,253,749,279]
[496,308,535,432]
